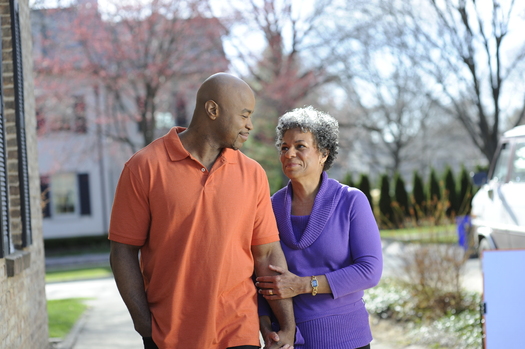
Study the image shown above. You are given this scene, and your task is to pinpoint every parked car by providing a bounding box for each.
[470,125,525,257]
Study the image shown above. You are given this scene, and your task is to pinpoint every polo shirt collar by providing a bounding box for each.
[164,126,237,164]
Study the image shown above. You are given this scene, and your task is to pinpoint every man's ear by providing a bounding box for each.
[205,100,219,120]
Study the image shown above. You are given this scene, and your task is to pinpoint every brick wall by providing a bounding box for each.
[0,0,48,348]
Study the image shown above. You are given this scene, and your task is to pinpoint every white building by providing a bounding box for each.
[33,0,228,239]
[37,84,131,239]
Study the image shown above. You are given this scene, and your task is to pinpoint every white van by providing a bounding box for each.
[470,125,525,256]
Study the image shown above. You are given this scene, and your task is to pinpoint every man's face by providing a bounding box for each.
[218,89,255,150]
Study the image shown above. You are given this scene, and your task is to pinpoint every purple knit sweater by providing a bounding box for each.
[262,172,383,347]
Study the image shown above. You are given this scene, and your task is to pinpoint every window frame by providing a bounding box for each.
[42,172,92,219]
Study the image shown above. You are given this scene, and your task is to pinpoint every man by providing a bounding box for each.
[109,73,295,349]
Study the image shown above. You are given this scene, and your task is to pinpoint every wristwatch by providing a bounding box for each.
[311,276,318,296]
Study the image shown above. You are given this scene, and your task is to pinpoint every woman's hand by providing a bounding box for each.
[256,265,306,299]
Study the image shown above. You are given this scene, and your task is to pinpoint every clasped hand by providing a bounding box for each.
[256,265,302,300]
[261,328,295,349]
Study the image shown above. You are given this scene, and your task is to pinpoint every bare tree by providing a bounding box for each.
[339,44,435,175]
[385,0,525,163]
[221,0,349,119]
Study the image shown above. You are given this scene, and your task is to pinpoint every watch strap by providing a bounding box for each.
[311,275,318,296]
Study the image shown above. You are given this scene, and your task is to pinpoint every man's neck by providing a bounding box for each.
[179,128,222,171]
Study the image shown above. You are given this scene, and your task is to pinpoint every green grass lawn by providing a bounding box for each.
[46,266,113,339]
[45,266,113,283]
[380,224,459,243]
[47,298,89,339]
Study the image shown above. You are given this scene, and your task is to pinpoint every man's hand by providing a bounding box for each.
[260,316,294,349]
[262,330,294,349]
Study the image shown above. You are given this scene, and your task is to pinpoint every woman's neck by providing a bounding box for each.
[290,174,322,215]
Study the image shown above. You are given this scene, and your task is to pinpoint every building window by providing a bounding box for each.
[48,95,87,133]
[74,96,87,134]
[53,112,72,131]
[36,108,46,133]
[40,176,51,218]
[11,0,32,247]
[51,173,77,215]
[41,173,91,218]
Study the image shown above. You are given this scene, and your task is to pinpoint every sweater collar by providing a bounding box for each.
[272,172,343,250]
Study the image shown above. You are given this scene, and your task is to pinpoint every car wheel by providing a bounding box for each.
[478,237,491,258]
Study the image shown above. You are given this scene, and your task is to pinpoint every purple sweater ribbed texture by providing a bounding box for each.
[262,172,383,343]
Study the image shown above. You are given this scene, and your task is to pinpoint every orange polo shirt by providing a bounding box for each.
[109,127,279,348]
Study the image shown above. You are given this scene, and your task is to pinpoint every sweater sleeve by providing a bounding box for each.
[258,292,273,317]
[325,189,383,299]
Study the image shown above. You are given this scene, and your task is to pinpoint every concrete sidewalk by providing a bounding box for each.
[46,276,428,349]
[47,278,143,349]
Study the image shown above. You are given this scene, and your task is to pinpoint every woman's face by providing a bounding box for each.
[279,128,327,181]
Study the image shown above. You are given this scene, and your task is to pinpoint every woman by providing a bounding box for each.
[256,106,383,349]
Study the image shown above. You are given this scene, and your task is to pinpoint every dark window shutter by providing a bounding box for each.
[40,176,51,218]
[78,173,91,216]
[10,0,32,247]
[0,15,10,258]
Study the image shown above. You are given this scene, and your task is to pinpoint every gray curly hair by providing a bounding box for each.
[276,106,339,171]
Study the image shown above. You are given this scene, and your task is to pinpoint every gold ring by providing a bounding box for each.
[269,289,273,295]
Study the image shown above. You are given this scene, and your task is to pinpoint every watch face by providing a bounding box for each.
[312,280,318,287]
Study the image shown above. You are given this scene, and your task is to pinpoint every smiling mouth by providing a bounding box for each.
[239,133,249,141]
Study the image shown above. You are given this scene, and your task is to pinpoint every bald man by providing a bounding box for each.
[109,73,296,349]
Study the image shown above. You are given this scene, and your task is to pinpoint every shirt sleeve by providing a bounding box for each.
[108,163,151,246]
[257,292,273,317]
[325,189,383,299]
